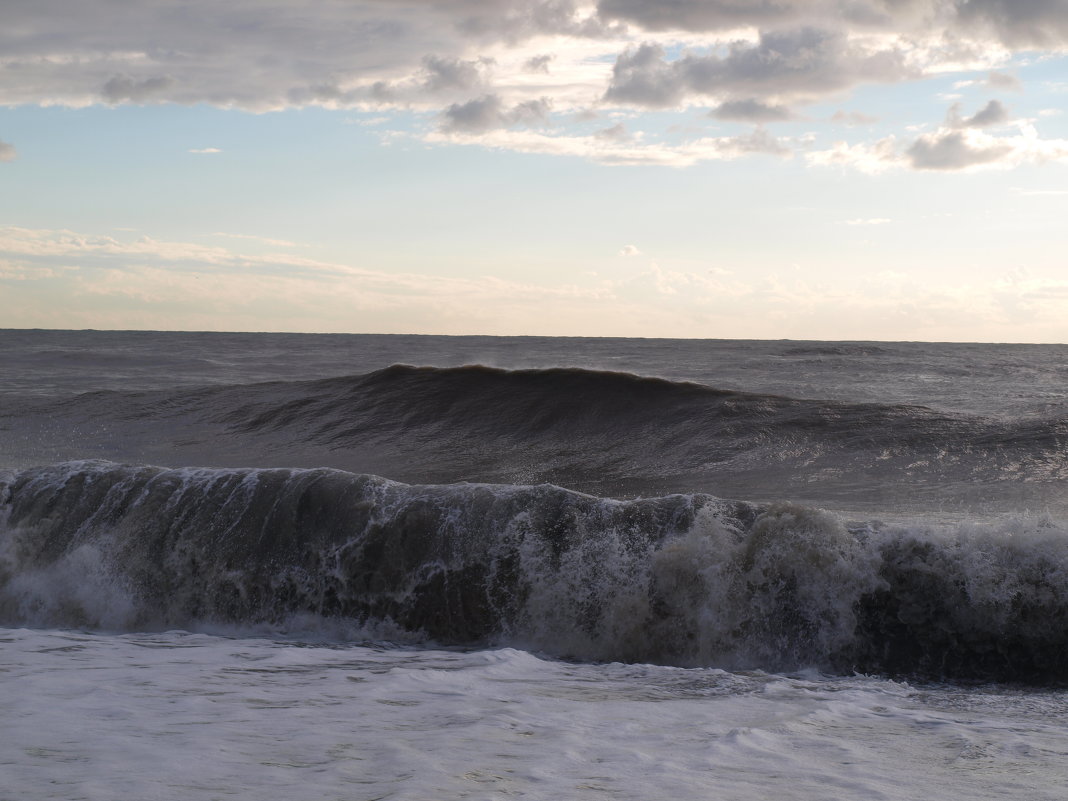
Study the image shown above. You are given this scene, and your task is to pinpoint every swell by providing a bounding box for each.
[33,369,1068,480]
[15,364,1067,504]
[4,461,1068,684]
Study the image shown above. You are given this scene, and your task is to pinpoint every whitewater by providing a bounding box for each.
[2,329,1068,799]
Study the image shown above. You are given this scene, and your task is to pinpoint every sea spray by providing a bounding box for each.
[4,460,1068,681]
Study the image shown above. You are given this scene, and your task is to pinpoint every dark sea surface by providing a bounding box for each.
[3,329,1068,800]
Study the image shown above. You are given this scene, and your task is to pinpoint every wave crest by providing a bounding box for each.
[4,461,1068,682]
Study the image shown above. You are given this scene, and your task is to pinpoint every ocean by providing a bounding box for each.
[2,329,1068,799]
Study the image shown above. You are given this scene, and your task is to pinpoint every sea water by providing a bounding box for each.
[2,330,1068,799]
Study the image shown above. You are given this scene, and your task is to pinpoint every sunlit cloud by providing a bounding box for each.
[0,0,1066,171]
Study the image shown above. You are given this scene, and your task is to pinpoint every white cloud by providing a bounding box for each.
[0,223,621,334]
[5,223,1068,340]
[211,232,303,248]
[426,126,793,166]
[810,112,1068,172]
[188,147,222,154]
[619,244,641,256]
[906,124,1068,171]
[806,136,901,173]
[842,218,892,225]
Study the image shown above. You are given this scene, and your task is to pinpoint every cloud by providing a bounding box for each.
[986,70,1022,91]
[0,0,1066,172]
[711,99,795,122]
[0,140,15,162]
[595,122,631,141]
[948,99,1010,128]
[954,0,1068,47]
[211,232,302,247]
[0,223,624,335]
[594,0,896,33]
[421,55,494,94]
[102,75,175,104]
[619,244,641,256]
[428,125,794,166]
[523,54,554,73]
[831,109,879,126]
[440,94,552,133]
[906,128,1014,169]
[807,135,903,172]
[602,43,685,108]
[842,217,892,225]
[188,147,222,154]
[811,99,1068,172]
[6,224,1068,340]
[604,29,916,110]
[595,0,1068,50]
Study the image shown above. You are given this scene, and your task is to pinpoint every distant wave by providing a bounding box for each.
[4,460,1068,683]
[781,345,892,357]
[13,364,1064,501]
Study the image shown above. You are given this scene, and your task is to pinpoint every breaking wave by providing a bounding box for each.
[4,460,1068,683]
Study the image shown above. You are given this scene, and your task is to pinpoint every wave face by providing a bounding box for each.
[7,364,1068,512]
[4,461,1068,683]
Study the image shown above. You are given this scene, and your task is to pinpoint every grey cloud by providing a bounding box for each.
[102,75,175,104]
[422,55,493,93]
[0,140,15,162]
[441,95,506,132]
[596,0,810,32]
[681,28,913,98]
[0,0,1064,120]
[711,99,795,122]
[965,99,1009,127]
[458,0,620,40]
[0,1,553,109]
[603,44,685,107]
[906,130,1012,169]
[986,71,1022,91]
[441,94,552,133]
[949,99,1010,128]
[595,0,938,32]
[596,1,1068,48]
[722,127,793,156]
[954,0,1068,47]
[605,29,914,109]
[594,122,630,141]
[524,54,554,73]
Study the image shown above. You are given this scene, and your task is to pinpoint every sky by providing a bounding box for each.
[2,0,1068,342]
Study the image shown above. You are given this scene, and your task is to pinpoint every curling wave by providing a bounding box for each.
[3,461,1068,683]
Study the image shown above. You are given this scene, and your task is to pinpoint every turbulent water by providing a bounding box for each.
[3,329,1068,799]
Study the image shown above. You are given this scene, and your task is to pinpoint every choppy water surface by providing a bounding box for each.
[2,330,1068,798]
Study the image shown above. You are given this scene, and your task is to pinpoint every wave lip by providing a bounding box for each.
[3,460,1068,683]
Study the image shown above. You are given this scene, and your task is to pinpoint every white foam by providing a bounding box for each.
[2,628,1067,800]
